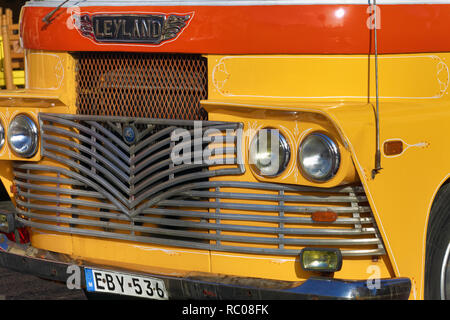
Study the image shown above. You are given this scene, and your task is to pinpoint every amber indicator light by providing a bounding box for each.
[311,211,338,223]
[384,140,403,156]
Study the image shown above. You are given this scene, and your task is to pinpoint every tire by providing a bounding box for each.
[425,183,450,300]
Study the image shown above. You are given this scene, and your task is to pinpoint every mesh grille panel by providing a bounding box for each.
[75,52,208,120]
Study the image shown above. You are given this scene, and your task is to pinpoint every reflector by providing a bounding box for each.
[311,211,338,223]
[384,140,403,156]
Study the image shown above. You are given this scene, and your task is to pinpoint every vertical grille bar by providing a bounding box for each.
[278,189,285,250]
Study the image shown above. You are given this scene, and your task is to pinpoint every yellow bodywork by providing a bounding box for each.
[1,50,449,299]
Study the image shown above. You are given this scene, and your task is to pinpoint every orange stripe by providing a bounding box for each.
[21,5,450,54]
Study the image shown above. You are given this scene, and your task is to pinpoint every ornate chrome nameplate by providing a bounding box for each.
[74,13,192,44]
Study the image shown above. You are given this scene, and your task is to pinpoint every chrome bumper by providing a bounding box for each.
[0,234,411,300]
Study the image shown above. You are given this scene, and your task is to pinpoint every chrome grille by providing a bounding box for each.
[13,113,386,257]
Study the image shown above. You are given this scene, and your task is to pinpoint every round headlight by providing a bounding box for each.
[249,128,291,177]
[8,115,38,158]
[0,122,4,149]
[298,132,340,182]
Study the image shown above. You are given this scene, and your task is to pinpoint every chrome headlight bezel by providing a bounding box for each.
[0,121,5,150]
[298,132,340,182]
[7,114,39,158]
[249,128,291,177]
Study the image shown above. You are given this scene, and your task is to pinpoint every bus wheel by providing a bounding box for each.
[425,184,450,299]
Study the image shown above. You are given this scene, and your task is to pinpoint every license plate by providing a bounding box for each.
[85,268,168,300]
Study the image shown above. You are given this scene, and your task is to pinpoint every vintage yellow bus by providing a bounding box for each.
[0,0,449,300]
